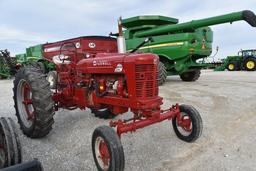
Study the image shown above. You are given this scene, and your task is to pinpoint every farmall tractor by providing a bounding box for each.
[13,34,203,170]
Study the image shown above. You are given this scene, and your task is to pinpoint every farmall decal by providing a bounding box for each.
[92,60,111,66]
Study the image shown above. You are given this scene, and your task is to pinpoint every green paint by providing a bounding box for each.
[15,44,54,72]
[215,49,256,71]
[122,11,256,76]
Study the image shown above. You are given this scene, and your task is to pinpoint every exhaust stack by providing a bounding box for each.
[117,17,126,53]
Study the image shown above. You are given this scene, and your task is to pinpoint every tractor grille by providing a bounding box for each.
[135,64,158,98]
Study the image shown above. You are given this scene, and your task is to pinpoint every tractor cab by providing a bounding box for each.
[239,49,256,58]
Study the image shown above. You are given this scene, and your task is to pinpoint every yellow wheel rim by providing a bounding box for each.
[228,64,235,70]
[246,61,255,70]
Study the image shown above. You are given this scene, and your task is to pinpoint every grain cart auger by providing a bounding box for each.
[119,10,256,84]
[13,36,203,171]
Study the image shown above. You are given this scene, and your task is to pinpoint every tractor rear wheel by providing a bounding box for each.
[227,62,238,71]
[13,67,55,138]
[179,70,201,82]
[92,126,125,171]
[244,58,256,71]
[91,108,116,119]
[158,62,167,86]
[172,105,203,142]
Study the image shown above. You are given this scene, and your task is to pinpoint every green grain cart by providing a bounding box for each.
[215,49,256,71]
[15,44,54,73]
[121,10,256,84]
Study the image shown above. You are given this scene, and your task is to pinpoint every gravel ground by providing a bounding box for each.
[0,70,255,171]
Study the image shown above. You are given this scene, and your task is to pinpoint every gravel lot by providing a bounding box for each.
[0,70,255,171]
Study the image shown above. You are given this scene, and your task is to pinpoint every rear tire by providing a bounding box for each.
[244,58,256,71]
[91,108,116,119]
[180,70,201,82]
[158,62,167,86]
[172,105,203,142]
[92,126,125,171]
[13,67,55,138]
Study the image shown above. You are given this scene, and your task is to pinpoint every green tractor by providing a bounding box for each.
[15,44,54,73]
[121,10,256,84]
[215,49,256,71]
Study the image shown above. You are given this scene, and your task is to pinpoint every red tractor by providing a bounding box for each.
[13,36,203,171]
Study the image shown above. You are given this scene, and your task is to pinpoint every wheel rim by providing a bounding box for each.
[176,112,192,136]
[246,61,255,69]
[228,64,235,70]
[95,136,110,170]
[16,79,34,128]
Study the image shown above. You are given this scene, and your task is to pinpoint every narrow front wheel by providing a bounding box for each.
[172,105,203,142]
[92,126,124,171]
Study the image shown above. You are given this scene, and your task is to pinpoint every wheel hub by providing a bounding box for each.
[22,82,34,120]
[177,113,192,135]
[180,116,192,132]
[95,137,110,170]
[17,80,35,127]
[228,64,235,70]
[246,61,255,69]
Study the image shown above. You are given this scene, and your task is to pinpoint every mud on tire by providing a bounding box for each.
[13,67,55,138]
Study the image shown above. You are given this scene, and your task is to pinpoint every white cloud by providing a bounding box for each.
[0,0,256,58]
[0,26,57,43]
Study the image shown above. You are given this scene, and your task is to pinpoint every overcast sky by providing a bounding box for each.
[0,0,256,60]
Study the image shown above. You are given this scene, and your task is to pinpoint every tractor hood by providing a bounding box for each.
[76,53,158,74]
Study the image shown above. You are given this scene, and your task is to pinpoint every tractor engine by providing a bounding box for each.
[54,52,161,116]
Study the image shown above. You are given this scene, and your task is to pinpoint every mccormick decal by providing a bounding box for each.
[92,60,111,66]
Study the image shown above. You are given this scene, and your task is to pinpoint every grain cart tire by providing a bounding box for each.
[172,105,203,142]
[46,71,57,89]
[92,126,125,171]
[13,67,55,138]
[91,109,116,119]
[179,70,201,82]
[0,117,22,168]
[227,62,238,71]
[244,58,256,71]
[158,62,167,85]
[36,62,46,74]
